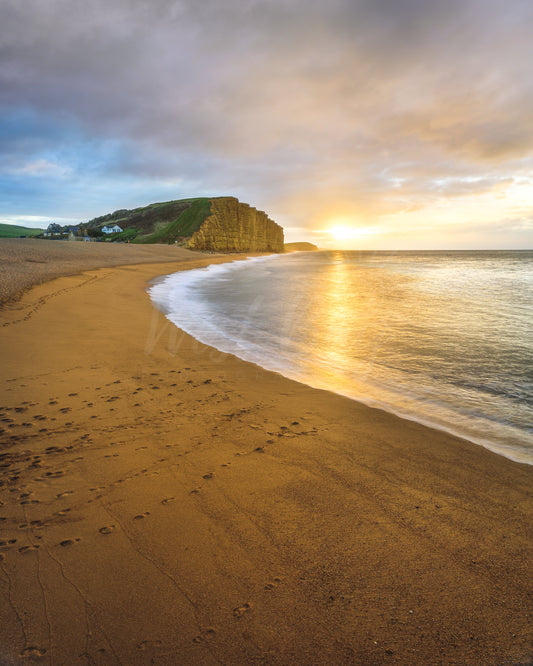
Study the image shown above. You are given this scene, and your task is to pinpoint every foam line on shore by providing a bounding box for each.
[150,257,533,466]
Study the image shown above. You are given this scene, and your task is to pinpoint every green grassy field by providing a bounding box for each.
[0,223,44,238]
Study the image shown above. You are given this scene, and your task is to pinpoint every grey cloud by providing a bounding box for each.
[1,0,532,242]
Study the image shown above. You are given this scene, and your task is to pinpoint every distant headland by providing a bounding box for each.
[284,241,319,252]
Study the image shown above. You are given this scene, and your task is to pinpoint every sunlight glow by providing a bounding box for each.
[326,223,380,242]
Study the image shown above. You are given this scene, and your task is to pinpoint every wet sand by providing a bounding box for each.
[0,241,532,664]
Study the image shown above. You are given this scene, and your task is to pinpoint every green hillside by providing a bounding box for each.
[86,197,213,244]
[0,223,44,238]
[140,198,212,244]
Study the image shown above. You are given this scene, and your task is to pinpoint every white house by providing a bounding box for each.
[101,224,123,234]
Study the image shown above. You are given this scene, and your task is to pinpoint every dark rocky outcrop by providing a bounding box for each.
[187,197,284,253]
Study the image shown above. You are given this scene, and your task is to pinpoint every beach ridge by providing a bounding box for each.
[0,243,532,664]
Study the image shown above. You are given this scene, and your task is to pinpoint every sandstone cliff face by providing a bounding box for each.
[187,197,284,253]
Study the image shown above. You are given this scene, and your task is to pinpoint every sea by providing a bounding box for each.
[149,250,533,466]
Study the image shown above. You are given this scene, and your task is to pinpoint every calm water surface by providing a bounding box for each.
[150,251,533,465]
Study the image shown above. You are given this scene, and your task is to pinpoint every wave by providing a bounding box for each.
[149,251,533,466]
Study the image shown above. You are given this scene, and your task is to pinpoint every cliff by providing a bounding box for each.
[187,197,284,253]
[75,196,284,251]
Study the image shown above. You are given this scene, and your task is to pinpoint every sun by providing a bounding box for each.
[328,225,360,241]
[323,221,383,248]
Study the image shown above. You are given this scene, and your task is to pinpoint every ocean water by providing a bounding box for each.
[149,250,533,465]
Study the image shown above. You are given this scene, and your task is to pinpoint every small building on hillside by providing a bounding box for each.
[44,223,63,237]
[101,224,123,234]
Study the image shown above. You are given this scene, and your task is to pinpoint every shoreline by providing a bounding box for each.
[149,253,533,468]
[0,238,264,306]
[1,243,532,664]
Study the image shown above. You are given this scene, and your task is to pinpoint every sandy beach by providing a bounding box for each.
[0,240,532,665]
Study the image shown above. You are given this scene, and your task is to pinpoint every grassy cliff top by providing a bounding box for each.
[86,197,213,243]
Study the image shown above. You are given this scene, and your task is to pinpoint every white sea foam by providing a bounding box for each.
[149,250,533,466]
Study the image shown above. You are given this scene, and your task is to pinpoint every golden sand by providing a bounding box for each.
[0,241,532,664]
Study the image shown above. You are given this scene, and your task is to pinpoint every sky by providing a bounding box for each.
[1,0,532,249]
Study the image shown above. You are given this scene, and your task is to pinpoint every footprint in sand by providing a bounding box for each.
[233,602,253,618]
[133,512,150,520]
[192,628,216,644]
[56,491,73,499]
[264,578,281,590]
[0,539,17,547]
[18,545,40,554]
[99,526,115,535]
[20,647,47,659]
[161,497,175,505]
[60,538,81,547]
[137,639,162,651]
[45,446,65,454]
[202,472,214,480]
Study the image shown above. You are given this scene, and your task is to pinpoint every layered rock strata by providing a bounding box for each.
[187,197,284,253]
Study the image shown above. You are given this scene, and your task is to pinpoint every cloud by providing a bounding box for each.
[1,0,532,246]
[3,158,71,177]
